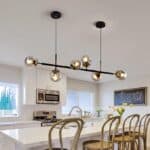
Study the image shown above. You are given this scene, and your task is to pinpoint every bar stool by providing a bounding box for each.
[46,118,84,150]
[83,116,120,150]
[113,114,140,150]
[137,114,150,150]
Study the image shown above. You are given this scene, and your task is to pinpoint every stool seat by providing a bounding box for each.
[45,148,67,150]
[84,140,113,150]
[113,135,135,142]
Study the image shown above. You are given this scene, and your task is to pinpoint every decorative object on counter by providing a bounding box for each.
[24,10,127,82]
[109,105,125,118]
[109,103,134,123]
[114,87,147,105]
[96,108,103,117]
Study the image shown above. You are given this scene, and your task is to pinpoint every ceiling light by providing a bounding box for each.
[24,10,127,82]
[70,60,81,70]
[81,55,91,68]
[24,56,38,66]
[50,69,61,82]
[92,72,101,81]
[115,70,127,80]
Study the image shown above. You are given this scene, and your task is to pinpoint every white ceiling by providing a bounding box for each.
[0,0,150,82]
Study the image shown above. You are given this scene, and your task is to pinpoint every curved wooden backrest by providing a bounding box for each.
[139,114,150,137]
[48,118,84,150]
[122,114,140,136]
[101,116,121,141]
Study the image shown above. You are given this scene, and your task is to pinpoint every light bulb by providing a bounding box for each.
[92,72,101,81]
[81,55,91,68]
[115,70,127,80]
[70,60,81,70]
[50,69,61,82]
[24,56,38,66]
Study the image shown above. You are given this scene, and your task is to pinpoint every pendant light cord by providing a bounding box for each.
[100,29,102,71]
[54,20,58,70]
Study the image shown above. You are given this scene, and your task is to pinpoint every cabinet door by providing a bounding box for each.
[23,67,37,105]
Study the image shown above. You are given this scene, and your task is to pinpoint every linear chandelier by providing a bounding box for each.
[25,11,127,82]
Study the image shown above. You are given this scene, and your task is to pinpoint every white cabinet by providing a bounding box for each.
[23,67,37,105]
[22,67,67,105]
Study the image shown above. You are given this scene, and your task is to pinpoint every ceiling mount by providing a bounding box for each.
[50,11,62,19]
[95,21,105,29]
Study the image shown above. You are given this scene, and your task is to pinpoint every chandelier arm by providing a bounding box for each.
[38,62,114,75]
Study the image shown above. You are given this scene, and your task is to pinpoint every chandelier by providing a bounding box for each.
[25,11,127,82]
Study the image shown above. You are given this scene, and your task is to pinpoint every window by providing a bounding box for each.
[62,90,94,114]
[0,82,19,117]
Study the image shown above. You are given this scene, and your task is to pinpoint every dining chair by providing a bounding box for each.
[46,118,84,150]
[137,114,150,150]
[83,116,121,150]
[113,114,140,150]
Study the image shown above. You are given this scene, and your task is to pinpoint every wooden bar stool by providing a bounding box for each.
[46,118,84,150]
[137,114,150,150]
[113,114,140,150]
[83,116,121,150]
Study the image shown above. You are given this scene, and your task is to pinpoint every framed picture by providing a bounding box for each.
[114,87,147,106]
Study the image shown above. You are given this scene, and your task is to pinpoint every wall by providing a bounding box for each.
[98,76,150,116]
[67,78,99,109]
[0,64,99,121]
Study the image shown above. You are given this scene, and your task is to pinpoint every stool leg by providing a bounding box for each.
[143,138,146,150]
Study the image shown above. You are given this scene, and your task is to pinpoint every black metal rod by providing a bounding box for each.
[38,62,114,75]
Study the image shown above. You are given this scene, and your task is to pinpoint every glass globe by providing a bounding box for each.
[70,60,81,70]
[115,70,127,80]
[50,69,61,82]
[24,56,38,66]
[92,72,101,81]
[81,55,91,68]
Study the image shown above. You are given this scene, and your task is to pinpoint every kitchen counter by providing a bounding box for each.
[0,121,41,130]
[0,121,41,126]
[0,121,103,150]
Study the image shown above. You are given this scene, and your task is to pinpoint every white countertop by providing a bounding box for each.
[0,120,41,127]
[0,121,103,148]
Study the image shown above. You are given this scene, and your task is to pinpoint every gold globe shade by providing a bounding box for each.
[92,72,101,81]
[115,70,127,80]
[50,69,61,82]
[81,55,91,68]
[24,56,38,66]
[70,60,81,70]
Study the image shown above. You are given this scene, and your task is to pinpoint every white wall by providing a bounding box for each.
[0,64,99,121]
[98,76,150,116]
[67,78,99,109]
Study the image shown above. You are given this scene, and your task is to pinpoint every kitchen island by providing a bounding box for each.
[0,121,103,150]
